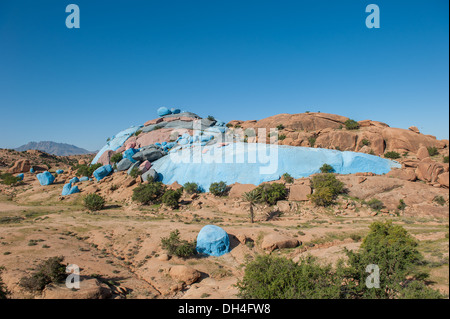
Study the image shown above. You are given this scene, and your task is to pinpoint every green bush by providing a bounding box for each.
[361,139,370,146]
[83,193,105,211]
[252,183,287,205]
[160,230,196,258]
[135,129,142,136]
[209,181,228,196]
[0,173,20,186]
[282,173,294,184]
[132,182,167,205]
[308,173,344,207]
[344,119,360,130]
[129,166,141,179]
[76,163,102,177]
[278,134,286,141]
[397,199,406,211]
[427,147,439,156]
[433,196,446,206]
[161,189,183,209]
[226,123,233,128]
[308,137,316,147]
[345,221,443,299]
[443,156,449,163]
[237,255,345,299]
[384,151,401,159]
[319,163,334,173]
[19,256,66,292]
[0,266,8,299]
[207,115,215,121]
[183,182,199,194]
[366,198,384,211]
[110,153,123,164]
[276,124,285,130]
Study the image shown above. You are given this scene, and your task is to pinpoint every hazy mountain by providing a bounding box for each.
[15,141,93,156]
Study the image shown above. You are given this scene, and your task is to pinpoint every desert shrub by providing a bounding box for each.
[433,195,446,206]
[252,183,287,205]
[135,129,142,136]
[209,181,228,196]
[319,163,334,173]
[161,189,183,209]
[278,134,286,141]
[427,147,439,156]
[236,255,345,299]
[0,173,20,186]
[397,199,406,211]
[129,166,141,178]
[226,123,233,128]
[384,151,401,159]
[207,115,215,121]
[361,139,370,146]
[76,163,102,177]
[366,198,384,211]
[308,187,336,207]
[282,173,294,184]
[345,221,443,299]
[444,156,449,163]
[132,182,167,205]
[0,266,8,299]
[160,230,196,258]
[350,234,362,242]
[369,149,375,155]
[308,137,316,147]
[183,182,199,194]
[83,193,105,211]
[110,153,123,164]
[308,173,344,207]
[276,124,285,130]
[19,256,66,292]
[344,119,360,130]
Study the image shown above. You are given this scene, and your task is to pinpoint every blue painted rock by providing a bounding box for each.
[70,177,80,184]
[123,148,138,163]
[30,168,35,173]
[79,176,89,182]
[170,108,181,114]
[37,171,55,186]
[16,173,24,181]
[56,169,64,174]
[157,107,171,117]
[196,225,230,257]
[116,158,133,171]
[93,164,113,181]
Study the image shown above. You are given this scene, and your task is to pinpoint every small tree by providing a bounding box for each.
[308,173,344,207]
[252,183,287,206]
[242,190,261,223]
[282,173,294,184]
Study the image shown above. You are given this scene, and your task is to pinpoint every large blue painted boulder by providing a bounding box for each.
[123,148,138,163]
[157,107,171,117]
[68,185,80,195]
[93,164,113,181]
[62,183,72,196]
[56,169,64,174]
[37,171,55,186]
[196,225,230,257]
[170,108,181,114]
[16,173,24,181]
[70,177,80,184]
[79,176,89,182]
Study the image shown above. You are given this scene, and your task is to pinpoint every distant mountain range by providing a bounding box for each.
[15,141,93,156]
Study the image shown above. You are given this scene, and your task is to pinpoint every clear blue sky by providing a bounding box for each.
[0,0,448,151]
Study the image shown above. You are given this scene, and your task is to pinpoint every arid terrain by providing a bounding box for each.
[0,113,449,299]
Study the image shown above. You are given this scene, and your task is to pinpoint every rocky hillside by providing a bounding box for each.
[15,141,92,156]
[228,112,449,188]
